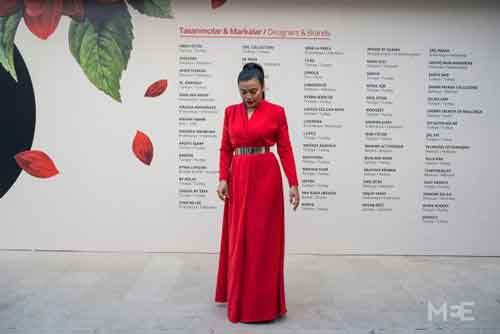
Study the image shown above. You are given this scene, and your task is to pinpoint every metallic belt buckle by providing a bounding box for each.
[236,146,266,155]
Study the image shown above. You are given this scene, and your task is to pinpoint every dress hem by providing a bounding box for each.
[230,309,288,323]
[215,297,288,323]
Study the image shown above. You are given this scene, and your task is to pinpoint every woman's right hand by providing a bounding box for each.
[217,180,229,201]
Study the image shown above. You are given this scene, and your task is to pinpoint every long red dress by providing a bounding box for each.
[215,98,299,323]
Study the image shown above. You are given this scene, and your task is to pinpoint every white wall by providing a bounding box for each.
[1,0,499,255]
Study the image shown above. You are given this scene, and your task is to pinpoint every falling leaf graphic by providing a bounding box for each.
[23,0,64,40]
[132,130,153,165]
[144,79,168,97]
[211,0,226,9]
[14,150,59,178]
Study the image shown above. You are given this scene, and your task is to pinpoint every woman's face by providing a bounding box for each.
[238,78,264,109]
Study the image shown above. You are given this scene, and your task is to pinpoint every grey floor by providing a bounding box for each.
[1,251,499,334]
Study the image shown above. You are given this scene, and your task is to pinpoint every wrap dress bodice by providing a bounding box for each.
[218,99,299,187]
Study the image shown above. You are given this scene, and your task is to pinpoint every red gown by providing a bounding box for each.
[214,98,299,323]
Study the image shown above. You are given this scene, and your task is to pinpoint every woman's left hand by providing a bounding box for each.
[289,186,300,211]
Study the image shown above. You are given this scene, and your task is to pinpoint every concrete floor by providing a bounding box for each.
[1,251,499,334]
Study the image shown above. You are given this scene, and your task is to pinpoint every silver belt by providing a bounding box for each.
[234,146,270,155]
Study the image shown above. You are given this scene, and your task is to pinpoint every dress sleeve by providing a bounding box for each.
[219,106,234,181]
[276,106,299,187]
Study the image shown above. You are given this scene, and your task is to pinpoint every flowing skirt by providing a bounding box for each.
[215,151,287,323]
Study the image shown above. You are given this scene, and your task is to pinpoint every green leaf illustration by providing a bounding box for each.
[127,0,174,18]
[0,11,22,82]
[68,5,133,102]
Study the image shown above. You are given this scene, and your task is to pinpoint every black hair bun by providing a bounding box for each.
[242,62,264,74]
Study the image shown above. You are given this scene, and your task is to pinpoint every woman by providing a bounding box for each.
[214,62,300,323]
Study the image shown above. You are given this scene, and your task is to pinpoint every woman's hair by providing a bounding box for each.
[238,62,265,99]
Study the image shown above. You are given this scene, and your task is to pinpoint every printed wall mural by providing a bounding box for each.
[0,0,227,199]
[0,45,35,198]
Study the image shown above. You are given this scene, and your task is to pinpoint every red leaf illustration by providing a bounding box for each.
[211,0,226,9]
[24,0,44,17]
[144,79,168,98]
[132,130,154,165]
[62,0,85,19]
[0,0,20,17]
[24,0,63,40]
[14,150,59,178]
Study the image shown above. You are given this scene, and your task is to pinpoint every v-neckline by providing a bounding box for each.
[247,110,255,121]
[244,99,264,122]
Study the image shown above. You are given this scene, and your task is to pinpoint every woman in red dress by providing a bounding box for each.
[215,63,300,323]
